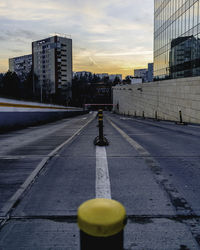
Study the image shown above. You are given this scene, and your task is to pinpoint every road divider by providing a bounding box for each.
[96,146,111,199]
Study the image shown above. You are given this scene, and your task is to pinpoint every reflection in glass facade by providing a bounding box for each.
[154,0,200,80]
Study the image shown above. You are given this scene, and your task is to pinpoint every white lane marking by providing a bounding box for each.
[107,118,150,157]
[0,113,96,218]
[96,146,111,199]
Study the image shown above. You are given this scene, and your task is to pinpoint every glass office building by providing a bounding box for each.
[154,0,200,80]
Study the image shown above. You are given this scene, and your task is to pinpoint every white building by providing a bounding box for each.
[130,77,142,84]
[9,54,32,81]
[32,35,72,102]
[126,75,142,84]
[134,69,148,82]
[74,71,92,78]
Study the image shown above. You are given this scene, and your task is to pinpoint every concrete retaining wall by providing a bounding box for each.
[0,111,88,132]
[113,76,200,124]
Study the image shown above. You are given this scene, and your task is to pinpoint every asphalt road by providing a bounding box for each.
[0,111,200,249]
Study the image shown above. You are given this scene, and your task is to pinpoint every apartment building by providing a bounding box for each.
[9,54,32,81]
[32,35,72,103]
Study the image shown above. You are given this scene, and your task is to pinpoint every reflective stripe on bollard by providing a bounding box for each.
[78,198,127,250]
[94,110,109,146]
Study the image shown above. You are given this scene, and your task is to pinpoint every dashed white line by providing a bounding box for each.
[96,146,111,199]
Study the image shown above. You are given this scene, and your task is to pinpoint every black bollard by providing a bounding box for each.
[99,112,104,142]
[78,198,127,250]
[94,110,109,146]
[134,111,137,118]
[155,111,160,121]
[80,230,123,250]
[175,110,187,125]
[179,110,183,124]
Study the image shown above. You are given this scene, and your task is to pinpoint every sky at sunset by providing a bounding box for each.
[0,0,154,78]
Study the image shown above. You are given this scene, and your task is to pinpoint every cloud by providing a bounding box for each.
[89,39,117,44]
[3,29,38,40]
[0,0,65,19]
[9,49,24,53]
[0,0,154,77]
[0,35,7,41]
[95,50,153,57]
[88,57,102,69]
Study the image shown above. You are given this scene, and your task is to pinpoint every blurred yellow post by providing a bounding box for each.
[77,198,127,250]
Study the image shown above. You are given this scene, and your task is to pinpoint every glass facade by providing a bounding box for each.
[154,0,200,80]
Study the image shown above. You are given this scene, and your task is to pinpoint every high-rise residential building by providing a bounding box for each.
[32,35,72,103]
[9,54,32,81]
[154,0,200,80]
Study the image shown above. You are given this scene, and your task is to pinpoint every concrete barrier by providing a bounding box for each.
[0,97,88,132]
[0,111,88,132]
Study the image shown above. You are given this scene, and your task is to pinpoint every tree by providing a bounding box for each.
[92,74,100,83]
[103,76,110,84]
[21,68,34,100]
[0,73,4,92]
[113,76,121,85]
[124,76,131,84]
[1,71,21,98]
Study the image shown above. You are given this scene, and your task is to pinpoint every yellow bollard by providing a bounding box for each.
[78,198,127,250]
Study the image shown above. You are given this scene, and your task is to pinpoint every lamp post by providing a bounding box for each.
[40,82,43,103]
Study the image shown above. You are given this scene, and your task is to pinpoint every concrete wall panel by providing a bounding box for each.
[113,76,200,124]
